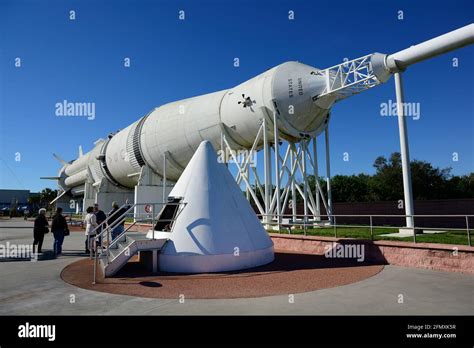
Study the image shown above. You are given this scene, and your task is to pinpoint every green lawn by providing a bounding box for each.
[269,226,471,246]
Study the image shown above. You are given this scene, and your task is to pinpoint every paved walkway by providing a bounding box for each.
[0,219,473,315]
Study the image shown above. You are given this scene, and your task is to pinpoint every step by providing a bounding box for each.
[106,233,127,250]
[127,234,153,242]
[101,233,169,277]
[106,234,166,262]
[108,239,131,260]
[129,234,168,250]
[108,247,120,260]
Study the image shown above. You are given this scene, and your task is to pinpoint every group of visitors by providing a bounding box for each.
[83,202,128,254]
[33,207,70,256]
[33,202,127,257]
[83,204,106,254]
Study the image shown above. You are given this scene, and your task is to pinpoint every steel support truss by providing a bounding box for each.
[221,114,333,230]
[315,54,382,101]
[316,53,415,230]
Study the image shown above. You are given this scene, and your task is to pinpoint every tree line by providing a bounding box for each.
[309,152,473,202]
[251,152,473,203]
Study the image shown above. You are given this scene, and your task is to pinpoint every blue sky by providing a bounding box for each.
[0,0,473,192]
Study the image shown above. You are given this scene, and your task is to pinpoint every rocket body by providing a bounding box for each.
[55,23,474,197]
[59,61,332,194]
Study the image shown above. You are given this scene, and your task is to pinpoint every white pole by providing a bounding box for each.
[162,153,167,203]
[394,72,415,228]
[290,149,296,222]
[312,137,321,221]
[220,132,227,167]
[246,162,250,200]
[301,140,308,224]
[325,126,333,223]
[262,118,272,225]
[273,112,281,229]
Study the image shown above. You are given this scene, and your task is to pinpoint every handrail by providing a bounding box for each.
[95,204,134,240]
[257,213,474,218]
[88,203,133,260]
[92,201,186,284]
[88,203,130,238]
[256,213,472,247]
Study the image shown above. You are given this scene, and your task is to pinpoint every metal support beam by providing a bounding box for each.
[394,72,415,228]
[301,140,309,224]
[220,132,227,167]
[222,135,265,215]
[312,137,321,221]
[325,126,333,223]
[273,112,281,230]
[224,119,331,230]
[245,162,250,200]
[162,153,167,203]
[290,150,296,222]
[262,118,272,225]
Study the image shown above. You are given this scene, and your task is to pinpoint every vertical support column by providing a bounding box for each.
[162,153,167,203]
[312,137,321,221]
[83,181,96,215]
[220,131,227,167]
[152,250,158,273]
[325,126,333,224]
[262,118,272,225]
[245,162,250,200]
[290,149,296,222]
[394,72,414,228]
[273,112,281,229]
[301,140,309,224]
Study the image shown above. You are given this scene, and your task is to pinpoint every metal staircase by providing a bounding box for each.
[100,232,167,277]
[90,201,184,282]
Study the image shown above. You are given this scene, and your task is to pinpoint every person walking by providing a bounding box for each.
[51,207,69,256]
[84,206,98,254]
[33,208,49,254]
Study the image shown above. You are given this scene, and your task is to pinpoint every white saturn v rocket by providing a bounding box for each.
[45,24,474,215]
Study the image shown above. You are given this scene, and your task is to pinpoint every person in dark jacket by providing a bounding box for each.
[108,202,130,241]
[33,208,49,254]
[51,207,69,256]
[94,204,106,246]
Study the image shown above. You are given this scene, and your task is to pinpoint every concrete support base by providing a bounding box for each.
[398,228,423,235]
[380,228,423,238]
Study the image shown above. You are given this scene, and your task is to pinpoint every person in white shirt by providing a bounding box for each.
[84,206,98,254]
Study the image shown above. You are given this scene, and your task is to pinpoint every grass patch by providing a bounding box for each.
[269,226,470,246]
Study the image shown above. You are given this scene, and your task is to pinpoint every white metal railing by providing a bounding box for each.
[86,203,130,244]
[91,201,186,284]
[257,213,473,246]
